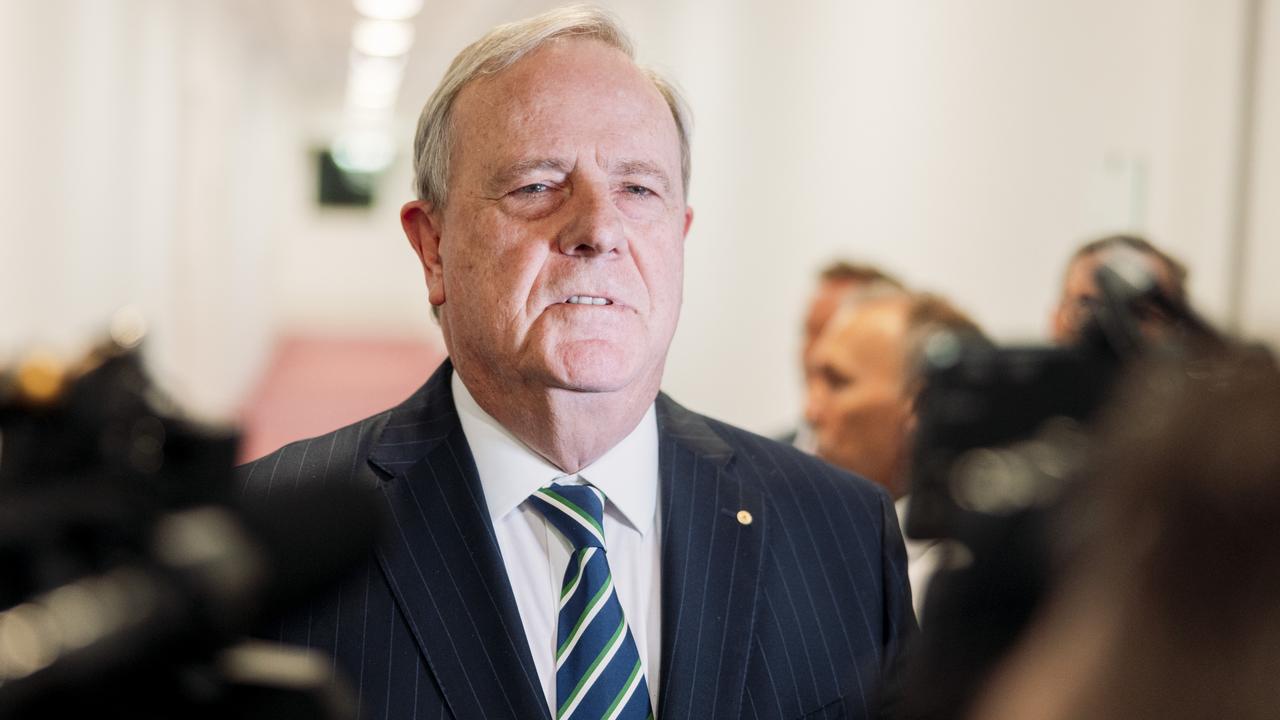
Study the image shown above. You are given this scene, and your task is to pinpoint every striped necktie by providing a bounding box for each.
[530,483,654,720]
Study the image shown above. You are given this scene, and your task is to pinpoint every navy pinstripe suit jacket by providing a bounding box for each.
[237,360,915,720]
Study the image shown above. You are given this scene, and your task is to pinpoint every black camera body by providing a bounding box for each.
[0,344,376,720]
[898,261,1228,720]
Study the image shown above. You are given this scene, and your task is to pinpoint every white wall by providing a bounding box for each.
[1242,0,1280,343]
[268,146,439,342]
[654,0,1270,432]
[1,0,287,419]
[6,0,1276,434]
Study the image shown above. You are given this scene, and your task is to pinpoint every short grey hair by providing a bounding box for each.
[411,4,693,208]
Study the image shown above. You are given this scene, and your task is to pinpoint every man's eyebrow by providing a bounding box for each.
[613,160,672,192]
[486,158,572,192]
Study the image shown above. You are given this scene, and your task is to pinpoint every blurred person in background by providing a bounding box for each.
[781,261,903,451]
[238,6,914,719]
[1050,234,1188,345]
[806,289,988,619]
[972,348,1280,720]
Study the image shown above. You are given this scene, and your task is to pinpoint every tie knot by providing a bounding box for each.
[530,483,606,551]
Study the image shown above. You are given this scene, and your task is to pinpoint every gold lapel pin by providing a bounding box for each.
[736,510,753,526]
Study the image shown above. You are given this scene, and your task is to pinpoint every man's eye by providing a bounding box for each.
[515,183,550,194]
[1073,296,1102,314]
[623,184,653,197]
[821,367,850,390]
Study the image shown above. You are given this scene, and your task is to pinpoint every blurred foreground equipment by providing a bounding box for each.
[899,253,1270,719]
[0,338,382,720]
[972,350,1280,720]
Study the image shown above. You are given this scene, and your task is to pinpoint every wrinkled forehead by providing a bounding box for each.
[448,38,682,181]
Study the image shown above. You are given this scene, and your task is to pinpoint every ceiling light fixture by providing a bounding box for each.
[352,19,415,58]
[353,0,423,21]
[345,53,406,110]
[331,129,396,174]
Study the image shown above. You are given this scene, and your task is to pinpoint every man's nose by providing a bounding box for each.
[557,182,626,257]
[804,382,826,428]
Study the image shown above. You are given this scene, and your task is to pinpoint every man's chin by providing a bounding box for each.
[535,342,653,395]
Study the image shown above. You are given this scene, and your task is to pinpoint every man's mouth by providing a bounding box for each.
[564,295,613,306]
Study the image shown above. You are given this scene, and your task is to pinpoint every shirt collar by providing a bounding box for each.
[451,371,658,535]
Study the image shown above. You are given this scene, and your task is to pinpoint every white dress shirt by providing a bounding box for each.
[451,373,662,714]
[896,495,941,623]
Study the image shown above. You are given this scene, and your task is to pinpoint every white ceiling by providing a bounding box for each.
[255,0,587,123]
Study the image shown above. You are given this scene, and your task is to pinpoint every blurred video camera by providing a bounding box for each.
[899,253,1239,719]
[0,332,380,720]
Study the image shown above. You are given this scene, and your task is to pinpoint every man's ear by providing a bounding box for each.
[401,200,446,307]
[904,407,919,438]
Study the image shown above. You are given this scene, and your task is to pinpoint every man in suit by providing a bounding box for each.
[239,6,914,719]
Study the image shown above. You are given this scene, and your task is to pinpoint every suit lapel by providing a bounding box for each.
[656,394,766,719]
[364,371,764,719]
[367,360,550,720]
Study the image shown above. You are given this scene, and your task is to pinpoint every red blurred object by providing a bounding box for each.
[238,335,445,463]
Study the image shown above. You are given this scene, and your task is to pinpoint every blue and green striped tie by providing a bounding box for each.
[530,483,654,720]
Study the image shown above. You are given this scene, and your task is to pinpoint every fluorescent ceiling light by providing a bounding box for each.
[353,0,423,21]
[345,53,405,110]
[332,130,396,174]
[353,19,415,58]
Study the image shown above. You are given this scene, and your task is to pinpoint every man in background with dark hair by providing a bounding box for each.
[1050,234,1188,345]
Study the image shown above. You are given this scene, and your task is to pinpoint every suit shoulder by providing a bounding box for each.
[700,414,890,504]
[234,409,392,494]
[691,416,902,579]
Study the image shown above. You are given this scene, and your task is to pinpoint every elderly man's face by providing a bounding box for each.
[412,39,691,396]
[805,300,914,497]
